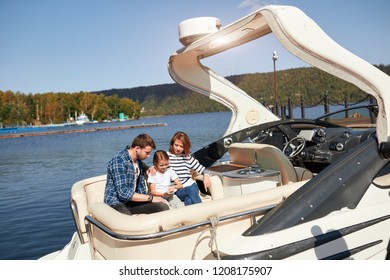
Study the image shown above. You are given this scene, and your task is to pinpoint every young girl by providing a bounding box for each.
[168,131,211,206]
[147,150,184,209]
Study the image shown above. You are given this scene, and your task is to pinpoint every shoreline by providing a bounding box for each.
[0,123,167,139]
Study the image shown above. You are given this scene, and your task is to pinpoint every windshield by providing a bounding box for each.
[316,105,377,128]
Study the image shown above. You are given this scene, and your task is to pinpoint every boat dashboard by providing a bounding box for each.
[248,123,376,173]
[193,118,377,175]
[298,127,375,171]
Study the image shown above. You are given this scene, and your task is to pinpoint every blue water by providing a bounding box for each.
[0,106,334,260]
[0,112,233,260]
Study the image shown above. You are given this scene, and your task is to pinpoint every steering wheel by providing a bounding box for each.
[249,129,270,143]
[283,136,306,158]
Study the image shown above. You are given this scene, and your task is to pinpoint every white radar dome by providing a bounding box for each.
[179,17,221,46]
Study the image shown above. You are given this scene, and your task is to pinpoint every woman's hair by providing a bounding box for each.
[153,150,169,166]
[131,133,156,149]
[169,131,191,156]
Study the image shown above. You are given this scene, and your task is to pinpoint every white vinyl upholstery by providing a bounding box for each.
[228,143,312,185]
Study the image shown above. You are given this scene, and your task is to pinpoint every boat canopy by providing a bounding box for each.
[168,5,390,143]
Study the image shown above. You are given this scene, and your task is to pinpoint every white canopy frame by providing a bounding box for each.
[168,5,390,143]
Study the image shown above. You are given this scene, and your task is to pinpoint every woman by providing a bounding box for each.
[167,131,211,205]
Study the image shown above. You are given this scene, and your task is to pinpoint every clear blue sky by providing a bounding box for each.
[1,0,389,94]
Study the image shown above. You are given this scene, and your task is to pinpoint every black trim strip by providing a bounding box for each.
[221,215,390,260]
[322,240,382,260]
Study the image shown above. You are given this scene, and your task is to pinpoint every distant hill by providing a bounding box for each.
[95,82,226,115]
[97,83,187,103]
[93,64,390,116]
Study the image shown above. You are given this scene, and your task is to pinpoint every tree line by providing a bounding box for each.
[0,91,140,127]
[1,64,389,127]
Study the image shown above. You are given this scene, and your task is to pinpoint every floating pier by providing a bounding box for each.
[0,123,167,139]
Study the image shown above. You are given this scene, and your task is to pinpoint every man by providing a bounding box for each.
[104,133,169,214]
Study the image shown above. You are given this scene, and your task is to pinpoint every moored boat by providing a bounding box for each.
[75,113,90,125]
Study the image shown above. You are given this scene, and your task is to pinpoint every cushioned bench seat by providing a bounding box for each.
[87,181,306,236]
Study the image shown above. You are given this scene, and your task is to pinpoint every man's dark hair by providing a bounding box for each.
[131,133,156,149]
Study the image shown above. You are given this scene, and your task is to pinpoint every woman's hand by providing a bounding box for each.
[147,166,157,175]
[203,174,211,191]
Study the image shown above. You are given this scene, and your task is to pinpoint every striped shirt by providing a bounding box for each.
[104,148,148,206]
[167,152,208,187]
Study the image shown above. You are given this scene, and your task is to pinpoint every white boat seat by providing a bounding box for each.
[86,180,308,259]
[228,143,313,185]
[88,181,306,236]
[71,175,107,243]
[71,174,224,243]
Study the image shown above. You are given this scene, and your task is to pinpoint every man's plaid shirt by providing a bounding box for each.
[104,148,148,206]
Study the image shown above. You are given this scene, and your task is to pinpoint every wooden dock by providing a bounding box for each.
[0,123,167,139]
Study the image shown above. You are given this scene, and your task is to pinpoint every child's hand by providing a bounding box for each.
[153,196,168,203]
[163,192,173,199]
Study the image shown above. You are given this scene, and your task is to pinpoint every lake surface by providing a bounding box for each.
[0,111,233,260]
[0,107,334,260]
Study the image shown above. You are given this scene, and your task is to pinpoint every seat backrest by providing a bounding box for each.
[228,142,257,166]
[71,174,106,243]
[253,144,298,185]
[229,143,298,185]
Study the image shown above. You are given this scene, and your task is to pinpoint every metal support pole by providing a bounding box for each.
[272,51,279,116]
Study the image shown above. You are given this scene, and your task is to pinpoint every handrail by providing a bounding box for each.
[85,204,277,241]
[70,199,87,244]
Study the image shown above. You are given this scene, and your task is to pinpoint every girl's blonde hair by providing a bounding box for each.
[169,131,191,156]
